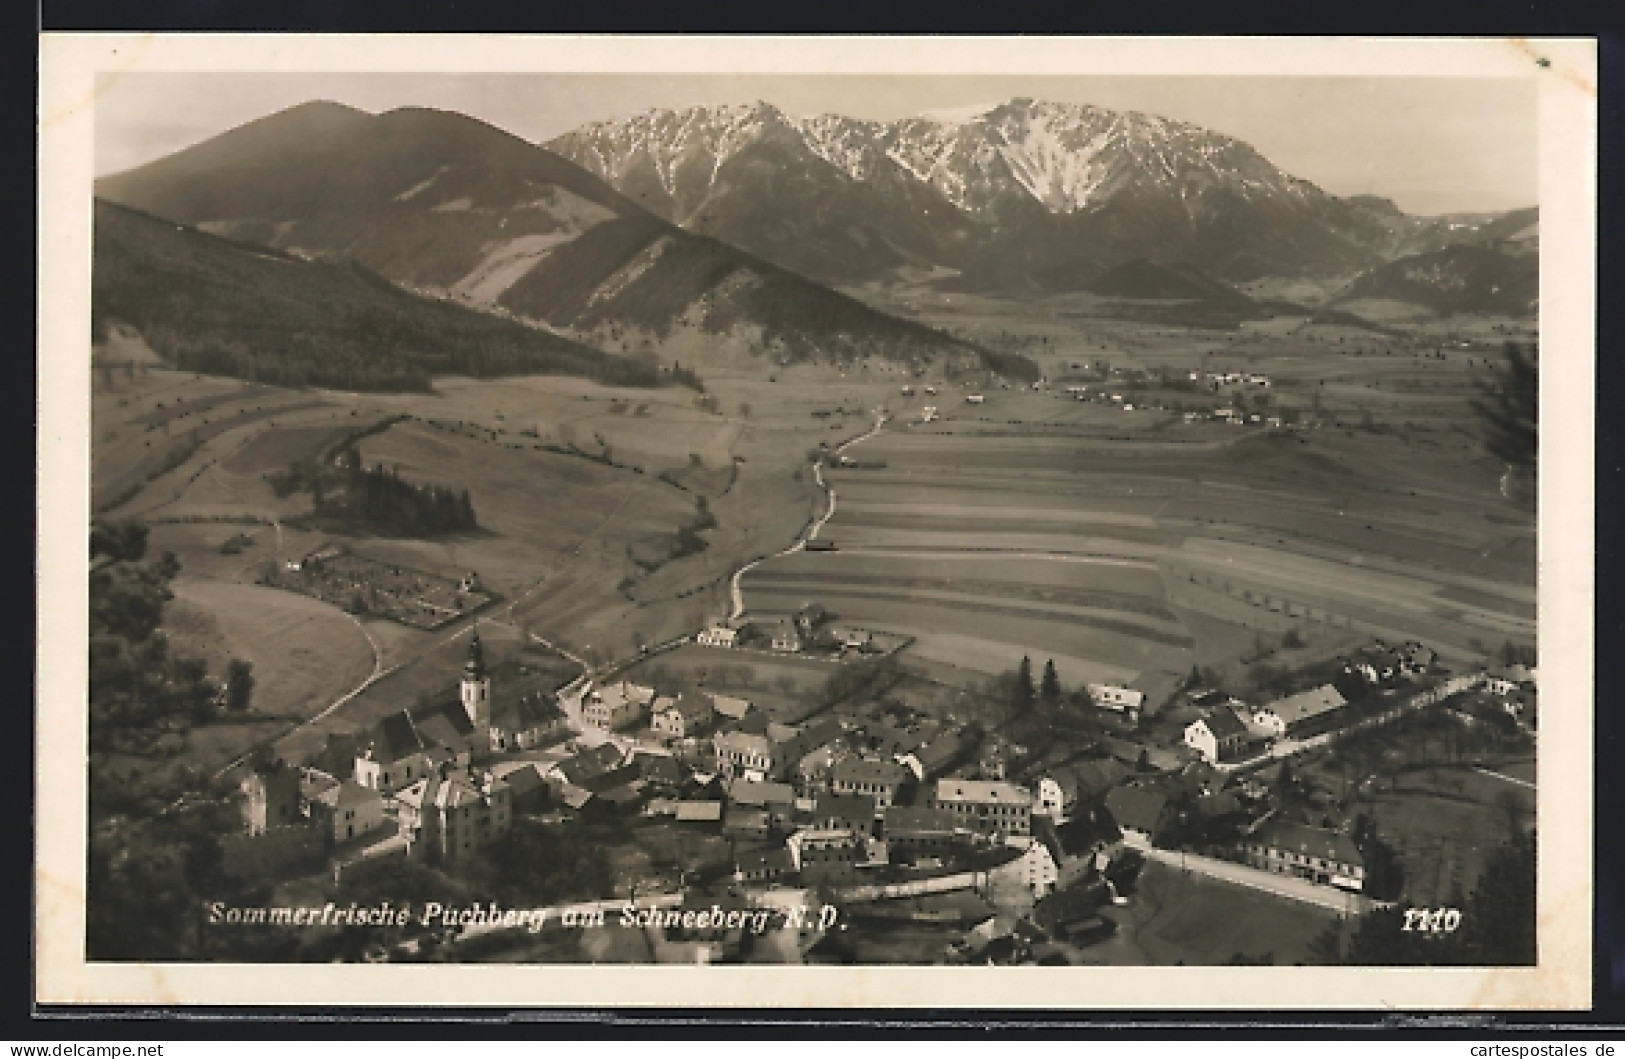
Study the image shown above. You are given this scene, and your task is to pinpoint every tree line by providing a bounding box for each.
[316,454,479,538]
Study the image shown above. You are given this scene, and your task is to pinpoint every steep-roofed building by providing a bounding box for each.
[396,764,513,864]
[1103,784,1169,844]
[354,710,443,794]
[1033,805,1122,889]
[1183,706,1251,764]
[488,687,570,753]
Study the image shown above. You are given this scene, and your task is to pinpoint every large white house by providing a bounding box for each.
[1183,707,1251,764]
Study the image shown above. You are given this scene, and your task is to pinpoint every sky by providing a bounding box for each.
[93,73,1539,215]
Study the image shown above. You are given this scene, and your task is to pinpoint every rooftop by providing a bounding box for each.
[1266,685,1348,725]
[934,779,1034,807]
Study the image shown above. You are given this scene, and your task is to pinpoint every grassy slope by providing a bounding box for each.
[92,199,664,393]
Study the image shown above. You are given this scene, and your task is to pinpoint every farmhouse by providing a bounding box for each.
[932,779,1033,839]
[582,680,656,731]
[650,693,714,741]
[1241,821,1365,892]
[696,625,738,648]
[1088,683,1145,714]
[1261,684,1348,737]
[1183,706,1251,764]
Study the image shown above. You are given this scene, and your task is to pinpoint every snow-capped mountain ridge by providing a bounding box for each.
[554,97,1323,219]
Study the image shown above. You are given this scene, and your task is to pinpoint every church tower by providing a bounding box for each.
[461,629,491,731]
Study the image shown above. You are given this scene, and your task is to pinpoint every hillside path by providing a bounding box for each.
[726,409,887,623]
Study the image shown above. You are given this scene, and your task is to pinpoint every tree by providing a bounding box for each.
[90,519,149,563]
[1013,656,1036,714]
[224,659,255,713]
[1039,659,1062,706]
[1472,341,1537,474]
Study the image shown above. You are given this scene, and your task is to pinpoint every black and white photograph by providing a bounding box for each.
[36,35,1596,1009]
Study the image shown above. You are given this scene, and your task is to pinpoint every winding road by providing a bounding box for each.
[726,409,888,623]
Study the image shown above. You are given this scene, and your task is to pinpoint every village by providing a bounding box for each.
[225,585,1538,965]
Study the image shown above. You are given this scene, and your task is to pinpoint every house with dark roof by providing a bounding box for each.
[727,778,797,828]
[548,742,624,788]
[650,693,715,741]
[1183,706,1251,764]
[814,791,877,834]
[488,688,570,753]
[354,710,446,794]
[1034,805,1123,889]
[1072,758,1131,804]
[636,753,687,792]
[772,717,847,783]
[911,729,969,780]
[493,761,550,812]
[1103,785,1169,844]
[830,754,911,810]
[734,845,796,884]
[882,804,975,858]
[1241,821,1365,891]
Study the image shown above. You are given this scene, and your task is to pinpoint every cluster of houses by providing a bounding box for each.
[230,622,1533,930]
[694,604,883,659]
[1178,641,1440,766]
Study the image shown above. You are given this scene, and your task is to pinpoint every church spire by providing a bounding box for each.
[464,629,487,680]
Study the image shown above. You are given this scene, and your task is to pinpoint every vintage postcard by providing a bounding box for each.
[37,35,1596,1009]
